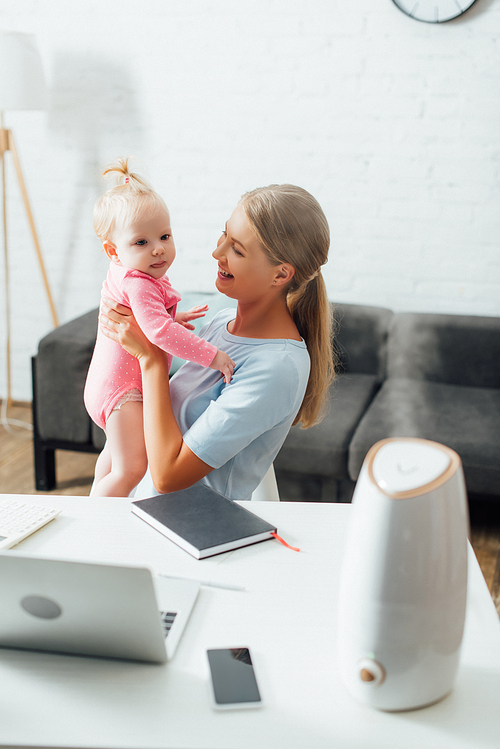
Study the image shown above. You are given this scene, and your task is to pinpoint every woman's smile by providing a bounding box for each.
[217,266,234,280]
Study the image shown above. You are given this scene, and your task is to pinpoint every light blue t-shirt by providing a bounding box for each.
[135,309,310,501]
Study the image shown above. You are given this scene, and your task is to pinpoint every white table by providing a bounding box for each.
[0,494,499,749]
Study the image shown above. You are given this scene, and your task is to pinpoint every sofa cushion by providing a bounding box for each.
[388,312,500,388]
[348,378,500,495]
[274,373,381,480]
[35,309,99,444]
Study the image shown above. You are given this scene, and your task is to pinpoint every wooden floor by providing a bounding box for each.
[1,402,499,619]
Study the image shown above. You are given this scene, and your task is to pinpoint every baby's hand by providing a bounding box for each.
[210,349,235,384]
[175,304,209,331]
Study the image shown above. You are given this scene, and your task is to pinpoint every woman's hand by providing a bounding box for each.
[100,296,157,362]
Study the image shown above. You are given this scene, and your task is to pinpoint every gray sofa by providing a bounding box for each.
[347,312,500,499]
[32,296,500,502]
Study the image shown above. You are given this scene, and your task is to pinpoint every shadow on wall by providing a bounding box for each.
[46,53,143,316]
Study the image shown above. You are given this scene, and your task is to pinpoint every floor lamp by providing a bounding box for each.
[0,31,58,421]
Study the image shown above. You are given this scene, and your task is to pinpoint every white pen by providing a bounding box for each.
[158,573,245,591]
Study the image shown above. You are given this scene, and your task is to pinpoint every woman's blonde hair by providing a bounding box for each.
[93,157,168,241]
[239,184,335,429]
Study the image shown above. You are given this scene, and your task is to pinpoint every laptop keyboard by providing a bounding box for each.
[159,610,177,638]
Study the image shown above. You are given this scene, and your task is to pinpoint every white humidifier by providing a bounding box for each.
[337,438,469,711]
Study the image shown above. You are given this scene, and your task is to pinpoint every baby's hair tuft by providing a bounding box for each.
[93,157,168,242]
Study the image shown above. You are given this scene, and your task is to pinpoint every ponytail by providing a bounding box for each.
[240,184,336,428]
[287,271,335,427]
[93,157,168,241]
[101,156,152,194]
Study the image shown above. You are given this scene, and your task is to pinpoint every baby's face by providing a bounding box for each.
[106,207,176,279]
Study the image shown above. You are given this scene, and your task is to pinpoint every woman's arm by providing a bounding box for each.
[140,349,213,492]
[100,298,213,493]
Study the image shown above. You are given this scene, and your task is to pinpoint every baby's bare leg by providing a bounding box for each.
[90,442,112,495]
[90,401,148,498]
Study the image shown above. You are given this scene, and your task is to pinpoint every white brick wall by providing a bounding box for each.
[1,0,499,400]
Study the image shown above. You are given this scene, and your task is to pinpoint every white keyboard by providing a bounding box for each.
[0,499,60,549]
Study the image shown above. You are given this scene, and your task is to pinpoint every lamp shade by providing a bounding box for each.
[0,31,47,111]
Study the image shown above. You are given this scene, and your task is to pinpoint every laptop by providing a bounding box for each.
[0,551,200,663]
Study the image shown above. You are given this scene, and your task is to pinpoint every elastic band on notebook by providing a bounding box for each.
[271,532,300,552]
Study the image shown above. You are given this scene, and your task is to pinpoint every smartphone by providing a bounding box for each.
[207,647,263,710]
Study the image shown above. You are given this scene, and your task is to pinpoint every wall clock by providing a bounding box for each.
[392,0,478,23]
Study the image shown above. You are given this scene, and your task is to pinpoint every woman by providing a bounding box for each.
[101,184,334,500]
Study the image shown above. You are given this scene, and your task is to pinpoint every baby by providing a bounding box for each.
[84,158,234,497]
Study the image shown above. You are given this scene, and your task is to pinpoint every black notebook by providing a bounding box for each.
[132,484,277,559]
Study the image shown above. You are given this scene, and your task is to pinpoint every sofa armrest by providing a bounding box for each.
[34,309,99,445]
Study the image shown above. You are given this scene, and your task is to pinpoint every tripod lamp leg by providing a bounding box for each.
[8,130,59,328]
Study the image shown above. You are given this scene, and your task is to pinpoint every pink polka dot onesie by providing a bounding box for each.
[84,261,217,430]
